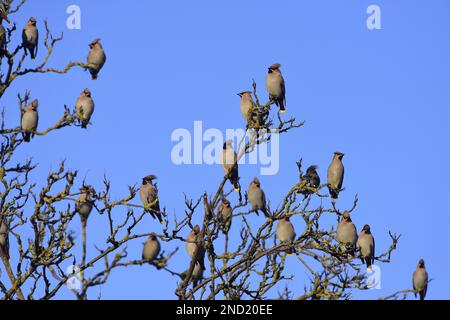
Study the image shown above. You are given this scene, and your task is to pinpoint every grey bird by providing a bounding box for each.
[356,224,375,269]
[0,219,9,260]
[248,178,269,217]
[22,17,38,59]
[21,99,39,142]
[221,139,240,191]
[265,63,286,113]
[413,259,428,300]
[185,225,205,270]
[87,38,106,80]
[218,199,232,234]
[75,185,95,222]
[0,2,10,24]
[327,151,345,201]
[238,91,255,122]
[276,216,296,254]
[75,88,95,129]
[336,211,358,254]
[299,165,320,197]
[142,233,161,262]
[139,175,163,224]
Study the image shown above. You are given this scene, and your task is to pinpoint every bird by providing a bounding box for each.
[336,211,357,254]
[87,38,106,80]
[0,218,9,260]
[21,99,39,142]
[142,233,161,262]
[22,17,38,59]
[265,63,286,113]
[217,199,232,234]
[185,225,205,270]
[139,175,163,224]
[413,259,428,300]
[327,151,345,201]
[75,185,95,222]
[276,216,296,254]
[75,88,95,129]
[0,2,10,24]
[238,91,255,122]
[248,178,269,217]
[298,165,320,196]
[221,139,240,191]
[356,224,375,269]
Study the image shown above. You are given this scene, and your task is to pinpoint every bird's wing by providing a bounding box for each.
[21,28,26,43]
[35,29,39,56]
[281,77,286,105]
[372,235,376,263]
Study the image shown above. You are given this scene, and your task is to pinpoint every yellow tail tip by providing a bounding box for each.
[287,253,293,257]
[280,110,286,114]
[234,188,240,192]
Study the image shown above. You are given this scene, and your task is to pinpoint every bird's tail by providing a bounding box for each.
[220,220,231,234]
[145,209,157,221]
[231,179,240,192]
[23,132,31,142]
[365,257,372,269]
[328,187,338,201]
[286,247,294,256]
[154,210,164,224]
[81,120,88,129]
[279,99,286,113]
[90,69,98,80]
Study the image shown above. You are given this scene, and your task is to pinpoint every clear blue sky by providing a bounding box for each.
[2,0,449,299]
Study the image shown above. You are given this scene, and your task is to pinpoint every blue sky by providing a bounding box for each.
[1,0,449,299]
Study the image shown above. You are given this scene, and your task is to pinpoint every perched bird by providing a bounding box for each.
[221,140,240,191]
[276,216,296,254]
[22,17,38,59]
[142,233,161,262]
[139,175,163,224]
[265,63,286,113]
[21,99,39,142]
[327,152,345,201]
[0,219,9,260]
[217,199,232,234]
[336,211,357,254]
[87,38,106,80]
[75,88,95,129]
[75,185,95,222]
[0,2,10,24]
[238,91,255,122]
[356,224,375,269]
[248,178,269,217]
[413,259,428,300]
[299,165,320,196]
[185,225,205,270]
